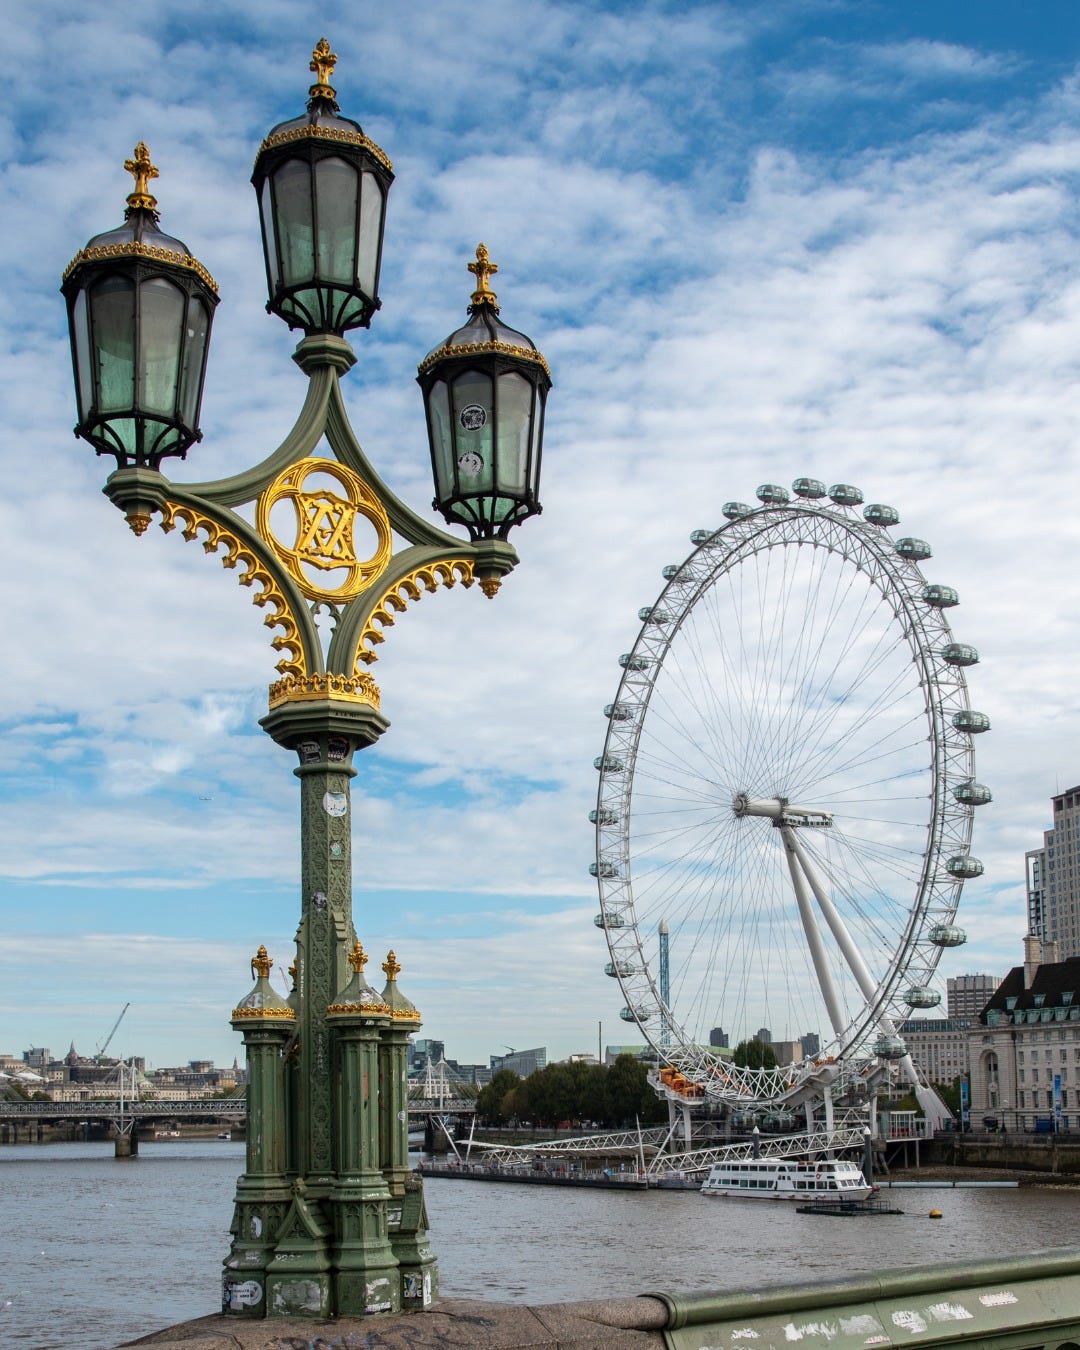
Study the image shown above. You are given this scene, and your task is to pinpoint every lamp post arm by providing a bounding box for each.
[323,377,468,552]
[326,540,517,677]
[103,468,322,681]
[178,362,343,509]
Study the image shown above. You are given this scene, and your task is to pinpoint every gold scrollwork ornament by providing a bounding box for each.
[256,457,392,602]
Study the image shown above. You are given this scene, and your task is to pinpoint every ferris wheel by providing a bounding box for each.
[591,479,990,1106]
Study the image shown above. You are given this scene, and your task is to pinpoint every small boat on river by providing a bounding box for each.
[701,1157,873,1201]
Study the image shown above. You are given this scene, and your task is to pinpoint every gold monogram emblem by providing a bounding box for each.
[257,458,391,601]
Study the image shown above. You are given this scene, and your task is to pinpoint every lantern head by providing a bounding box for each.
[61,143,219,469]
[418,245,550,541]
[252,38,394,335]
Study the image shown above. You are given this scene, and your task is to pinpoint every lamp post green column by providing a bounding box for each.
[61,35,550,1327]
[327,941,401,1315]
[379,951,438,1309]
[224,946,295,1317]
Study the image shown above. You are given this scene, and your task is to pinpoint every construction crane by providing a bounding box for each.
[95,1003,130,1059]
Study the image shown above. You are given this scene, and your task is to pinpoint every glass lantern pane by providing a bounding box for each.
[260,178,280,289]
[315,157,358,283]
[72,287,94,421]
[356,171,383,298]
[89,274,136,413]
[138,277,185,416]
[179,297,210,426]
[495,371,532,496]
[451,370,494,494]
[274,159,315,287]
[427,379,453,500]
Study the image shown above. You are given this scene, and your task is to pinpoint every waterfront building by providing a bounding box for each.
[897,1017,973,1086]
[1025,785,1080,960]
[947,974,999,1020]
[604,1044,656,1066]
[771,1040,804,1067]
[491,1046,547,1077]
[970,935,1080,1131]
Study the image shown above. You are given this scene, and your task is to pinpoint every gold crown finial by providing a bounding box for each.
[348,939,368,973]
[251,945,272,980]
[124,142,159,212]
[468,243,498,306]
[309,37,338,96]
[382,950,401,982]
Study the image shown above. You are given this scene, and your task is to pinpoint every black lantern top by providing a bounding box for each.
[61,143,219,469]
[252,38,394,335]
[418,245,551,541]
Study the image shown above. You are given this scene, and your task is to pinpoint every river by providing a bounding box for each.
[2,1141,1077,1349]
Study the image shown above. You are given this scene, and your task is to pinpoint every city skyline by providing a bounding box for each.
[3,2,1080,1065]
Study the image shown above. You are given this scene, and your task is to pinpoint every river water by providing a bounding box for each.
[2,1141,1077,1349]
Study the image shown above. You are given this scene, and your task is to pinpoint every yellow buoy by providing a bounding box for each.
[929,1208,943,1219]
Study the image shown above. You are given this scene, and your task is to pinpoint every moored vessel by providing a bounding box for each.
[701,1157,873,1200]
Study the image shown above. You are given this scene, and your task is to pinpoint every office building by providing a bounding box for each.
[1025,785,1080,960]
[947,974,998,1021]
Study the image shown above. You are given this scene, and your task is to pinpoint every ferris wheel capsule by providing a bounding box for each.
[595,912,626,928]
[757,484,790,505]
[589,808,619,825]
[639,607,671,623]
[929,923,967,947]
[792,477,827,498]
[896,538,932,561]
[943,643,979,667]
[864,504,900,527]
[605,960,635,978]
[723,501,752,519]
[662,564,683,579]
[594,754,624,772]
[589,861,620,878]
[946,855,984,879]
[619,653,651,671]
[953,709,990,733]
[923,584,959,608]
[874,1035,906,1060]
[605,703,634,721]
[905,987,942,1009]
[620,1005,653,1023]
[829,484,863,506]
[690,529,720,546]
[954,781,992,806]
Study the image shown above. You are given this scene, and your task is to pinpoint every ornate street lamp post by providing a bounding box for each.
[61,39,549,1323]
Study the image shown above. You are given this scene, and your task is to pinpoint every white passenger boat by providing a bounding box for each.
[701,1157,873,1200]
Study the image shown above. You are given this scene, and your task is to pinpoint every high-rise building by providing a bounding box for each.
[754,1027,772,1045]
[1026,785,1080,960]
[947,974,998,1021]
[708,1027,727,1048]
[490,1047,547,1077]
[800,1032,820,1059]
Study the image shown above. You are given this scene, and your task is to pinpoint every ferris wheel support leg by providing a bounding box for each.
[781,827,846,1039]
[787,831,900,1036]
[900,1052,953,1132]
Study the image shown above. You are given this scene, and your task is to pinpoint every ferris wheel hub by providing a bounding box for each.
[733,794,833,828]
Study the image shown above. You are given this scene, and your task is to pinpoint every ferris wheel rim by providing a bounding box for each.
[593,490,983,1103]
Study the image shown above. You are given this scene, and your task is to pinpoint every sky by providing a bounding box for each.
[3,0,1080,1071]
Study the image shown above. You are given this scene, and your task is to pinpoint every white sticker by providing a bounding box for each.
[225,1279,262,1309]
[323,791,348,817]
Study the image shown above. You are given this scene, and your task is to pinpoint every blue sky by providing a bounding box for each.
[3,0,1080,1069]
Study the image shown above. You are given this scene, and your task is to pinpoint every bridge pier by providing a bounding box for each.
[115,1131,139,1159]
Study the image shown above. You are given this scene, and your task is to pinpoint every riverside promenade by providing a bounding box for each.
[120,1248,1080,1350]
